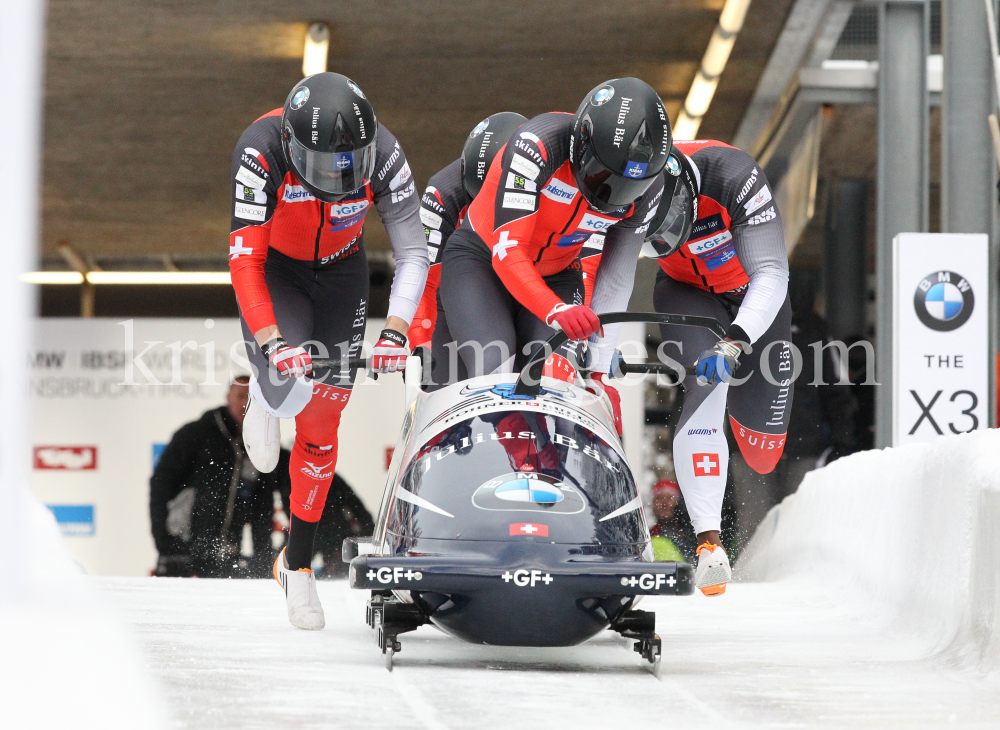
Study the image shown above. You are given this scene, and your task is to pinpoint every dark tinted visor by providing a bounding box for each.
[286,132,377,197]
[576,149,657,212]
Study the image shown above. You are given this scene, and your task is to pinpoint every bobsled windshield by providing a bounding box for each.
[386,411,646,546]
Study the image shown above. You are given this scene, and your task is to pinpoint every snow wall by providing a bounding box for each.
[738,428,1000,673]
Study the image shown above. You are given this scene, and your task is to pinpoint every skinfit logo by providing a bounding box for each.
[914,271,974,331]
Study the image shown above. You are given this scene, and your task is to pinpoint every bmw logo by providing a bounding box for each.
[290,87,310,110]
[666,155,681,176]
[472,473,586,514]
[592,86,615,106]
[914,271,974,331]
[471,118,489,137]
[347,80,365,99]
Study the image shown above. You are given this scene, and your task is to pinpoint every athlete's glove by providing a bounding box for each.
[695,340,742,385]
[372,329,409,373]
[262,338,313,378]
[587,372,623,437]
[545,303,602,341]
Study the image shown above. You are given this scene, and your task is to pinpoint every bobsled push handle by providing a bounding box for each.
[513,311,726,397]
[310,357,370,374]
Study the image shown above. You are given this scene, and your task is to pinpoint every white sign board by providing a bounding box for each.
[28,318,403,576]
[893,233,989,446]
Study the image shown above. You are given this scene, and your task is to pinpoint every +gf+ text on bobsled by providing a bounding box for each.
[316,311,727,672]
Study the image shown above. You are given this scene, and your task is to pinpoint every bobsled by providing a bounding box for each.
[334,312,727,671]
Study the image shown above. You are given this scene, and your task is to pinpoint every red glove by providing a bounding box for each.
[545,303,602,341]
[371,329,409,374]
[263,338,312,378]
[587,373,622,437]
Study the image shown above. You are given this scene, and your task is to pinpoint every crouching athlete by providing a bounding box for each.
[642,139,791,596]
[437,78,675,434]
[406,111,528,388]
[228,73,428,628]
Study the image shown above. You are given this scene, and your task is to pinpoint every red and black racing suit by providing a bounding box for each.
[650,140,791,535]
[438,112,664,377]
[229,109,428,525]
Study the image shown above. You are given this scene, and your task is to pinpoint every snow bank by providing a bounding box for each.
[738,429,1000,672]
[0,489,168,729]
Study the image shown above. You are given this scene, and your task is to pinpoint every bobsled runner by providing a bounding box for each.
[323,311,727,671]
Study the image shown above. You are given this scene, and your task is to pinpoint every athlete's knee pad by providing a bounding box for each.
[287,382,352,522]
[673,383,730,535]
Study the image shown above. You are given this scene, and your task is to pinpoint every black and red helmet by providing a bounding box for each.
[281,72,378,203]
[570,78,672,213]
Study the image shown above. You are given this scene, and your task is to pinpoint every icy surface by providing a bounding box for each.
[98,576,1000,729]
[740,429,1000,672]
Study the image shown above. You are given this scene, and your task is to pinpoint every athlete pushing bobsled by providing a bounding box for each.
[435,78,674,437]
[641,139,792,597]
[406,111,529,388]
[228,73,429,629]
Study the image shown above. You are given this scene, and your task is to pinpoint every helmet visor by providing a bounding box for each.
[576,148,657,212]
[644,178,694,258]
[286,132,378,197]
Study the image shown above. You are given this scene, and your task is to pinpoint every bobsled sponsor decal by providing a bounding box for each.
[620,574,676,590]
[329,199,370,231]
[472,472,586,514]
[458,382,574,400]
[366,567,424,584]
[47,504,95,537]
[501,568,553,586]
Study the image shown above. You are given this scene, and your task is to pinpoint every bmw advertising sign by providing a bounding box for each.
[893,234,989,446]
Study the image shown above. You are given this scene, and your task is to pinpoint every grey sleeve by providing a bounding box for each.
[371,128,429,325]
[586,224,646,373]
[730,209,789,344]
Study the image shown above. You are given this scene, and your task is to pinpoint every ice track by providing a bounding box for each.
[99,576,1000,730]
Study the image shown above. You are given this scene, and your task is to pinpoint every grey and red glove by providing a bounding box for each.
[587,372,623,437]
[545,303,602,341]
[262,338,312,378]
[372,329,409,373]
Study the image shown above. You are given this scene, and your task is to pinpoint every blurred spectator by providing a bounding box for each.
[649,479,697,563]
[778,277,860,500]
[150,376,290,578]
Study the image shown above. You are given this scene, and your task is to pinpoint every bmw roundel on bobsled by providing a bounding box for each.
[336,312,727,671]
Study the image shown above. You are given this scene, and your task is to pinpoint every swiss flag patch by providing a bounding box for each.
[692,453,720,477]
[510,523,548,536]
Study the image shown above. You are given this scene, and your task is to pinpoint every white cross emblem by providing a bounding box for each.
[492,231,517,260]
[541,573,553,585]
[229,235,253,259]
[666,575,676,587]
[502,571,513,582]
[404,570,423,581]
[366,570,377,581]
[696,455,717,473]
[520,524,539,534]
